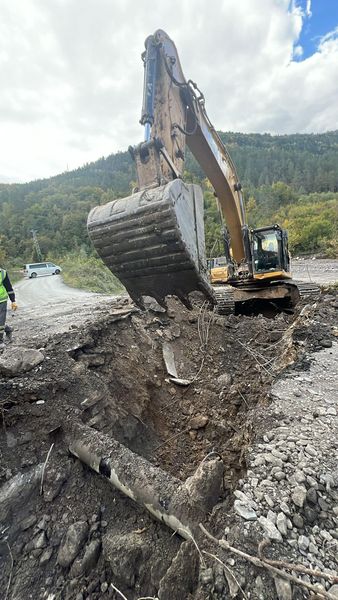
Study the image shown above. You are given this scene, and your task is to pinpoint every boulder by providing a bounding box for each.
[57,521,89,568]
[0,346,44,376]
[102,532,149,588]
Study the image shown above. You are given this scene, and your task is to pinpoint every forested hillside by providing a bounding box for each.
[1,131,338,269]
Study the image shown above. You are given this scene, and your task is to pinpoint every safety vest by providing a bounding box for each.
[0,269,8,303]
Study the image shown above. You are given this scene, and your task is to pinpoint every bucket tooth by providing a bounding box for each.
[88,179,215,310]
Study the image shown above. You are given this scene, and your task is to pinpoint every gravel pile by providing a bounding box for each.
[230,343,338,597]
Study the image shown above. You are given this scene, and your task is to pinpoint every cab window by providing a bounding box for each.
[253,232,279,272]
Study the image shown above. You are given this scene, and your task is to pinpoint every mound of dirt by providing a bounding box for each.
[0,290,337,600]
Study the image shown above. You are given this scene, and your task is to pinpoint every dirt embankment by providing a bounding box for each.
[0,274,338,600]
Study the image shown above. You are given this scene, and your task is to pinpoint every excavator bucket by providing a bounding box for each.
[87,179,214,309]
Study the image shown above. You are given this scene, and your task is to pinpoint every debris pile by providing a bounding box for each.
[0,290,337,599]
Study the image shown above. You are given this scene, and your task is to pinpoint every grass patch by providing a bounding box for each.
[60,253,124,294]
[7,269,24,285]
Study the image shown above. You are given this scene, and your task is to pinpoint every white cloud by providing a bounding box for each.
[293,44,304,56]
[0,0,337,182]
[306,0,312,18]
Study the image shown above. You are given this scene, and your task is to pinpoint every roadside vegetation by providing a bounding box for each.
[60,251,124,294]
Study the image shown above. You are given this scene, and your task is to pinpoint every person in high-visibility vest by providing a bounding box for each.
[0,268,17,350]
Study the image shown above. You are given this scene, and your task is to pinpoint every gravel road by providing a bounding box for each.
[292,259,338,285]
[11,275,119,344]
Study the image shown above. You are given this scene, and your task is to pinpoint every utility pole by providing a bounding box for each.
[31,229,43,262]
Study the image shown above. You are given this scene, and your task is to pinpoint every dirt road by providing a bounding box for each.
[12,275,121,344]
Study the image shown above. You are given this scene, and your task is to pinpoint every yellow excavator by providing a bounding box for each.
[88,30,318,313]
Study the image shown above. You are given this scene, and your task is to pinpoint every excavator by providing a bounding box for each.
[87,29,318,314]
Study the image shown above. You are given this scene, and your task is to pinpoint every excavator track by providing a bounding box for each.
[213,280,321,316]
[292,280,321,302]
[213,285,235,315]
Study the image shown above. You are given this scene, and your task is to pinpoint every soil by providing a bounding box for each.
[0,269,338,600]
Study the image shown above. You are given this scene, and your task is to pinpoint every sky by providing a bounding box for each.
[0,0,338,183]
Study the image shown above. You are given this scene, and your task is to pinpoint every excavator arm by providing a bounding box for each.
[136,30,247,264]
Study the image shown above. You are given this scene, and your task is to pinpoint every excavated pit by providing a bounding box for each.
[0,292,337,600]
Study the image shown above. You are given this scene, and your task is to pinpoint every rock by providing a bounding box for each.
[158,540,199,600]
[258,516,282,541]
[33,531,47,549]
[57,521,89,567]
[306,487,318,505]
[303,506,317,523]
[101,582,109,593]
[264,494,275,508]
[320,530,333,542]
[298,535,309,552]
[81,539,101,575]
[294,471,306,484]
[43,464,69,502]
[37,514,50,530]
[279,502,291,516]
[274,577,292,600]
[292,485,307,508]
[327,407,337,416]
[103,532,150,588]
[0,465,43,525]
[253,456,266,467]
[183,458,224,512]
[279,502,290,516]
[308,541,318,554]
[276,512,288,537]
[0,346,44,376]
[318,497,329,511]
[267,510,276,524]
[292,514,304,529]
[320,339,332,348]
[40,547,53,565]
[217,373,232,387]
[328,585,338,598]
[306,475,318,488]
[264,454,283,468]
[305,445,317,457]
[188,415,209,429]
[234,500,257,521]
[20,515,38,531]
[234,490,256,506]
[274,471,286,481]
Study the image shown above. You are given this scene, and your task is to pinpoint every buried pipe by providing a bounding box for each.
[68,423,224,540]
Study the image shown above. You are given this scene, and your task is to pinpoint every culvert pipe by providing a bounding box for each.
[68,423,224,540]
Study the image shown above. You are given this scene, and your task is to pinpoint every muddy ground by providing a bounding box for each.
[0,268,338,600]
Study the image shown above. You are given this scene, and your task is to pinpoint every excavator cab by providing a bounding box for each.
[251,225,291,278]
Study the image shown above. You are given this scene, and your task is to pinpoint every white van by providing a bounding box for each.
[24,262,62,278]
